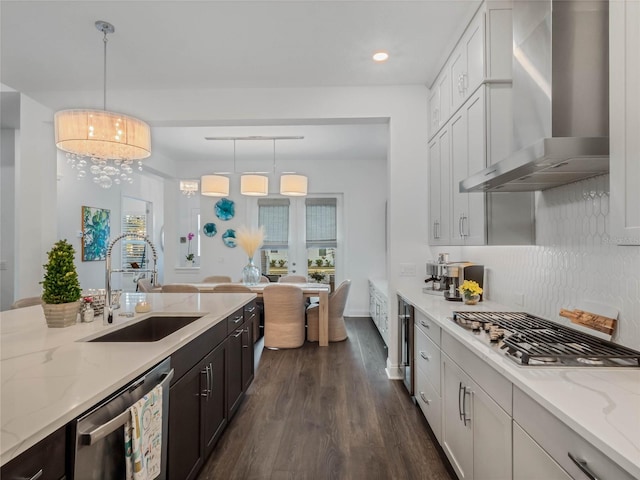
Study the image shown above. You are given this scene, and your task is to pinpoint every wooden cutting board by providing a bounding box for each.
[559,300,619,338]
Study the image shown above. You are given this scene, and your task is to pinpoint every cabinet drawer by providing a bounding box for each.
[513,422,571,480]
[227,307,245,335]
[1,425,66,480]
[442,331,511,414]
[414,326,441,394]
[415,365,442,443]
[414,310,441,346]
[514,387,636,480]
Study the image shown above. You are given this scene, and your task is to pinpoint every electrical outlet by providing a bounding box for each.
[77,230,84,238]
[400,263,417,277]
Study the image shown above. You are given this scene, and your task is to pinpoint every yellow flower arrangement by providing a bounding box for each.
[458,280,483,297]
[235,226,265,259]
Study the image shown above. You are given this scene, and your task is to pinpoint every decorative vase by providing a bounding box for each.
[463,293,480,305]
[242,257,260,286]
[185,260,194,267]
[42,300,81,328]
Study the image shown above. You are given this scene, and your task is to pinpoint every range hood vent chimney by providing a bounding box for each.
[461,0,609,193]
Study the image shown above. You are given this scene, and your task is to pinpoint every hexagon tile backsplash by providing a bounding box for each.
[462,175,640,350]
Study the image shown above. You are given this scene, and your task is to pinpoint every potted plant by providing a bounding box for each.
[40,239,82,327]
[185,232,195,266]
[458,280,483,305]
[309,271,325,283]
[315,259,323,267]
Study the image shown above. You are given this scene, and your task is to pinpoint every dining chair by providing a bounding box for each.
[11,296,42,309]
[307,279,351,342]
[262,284,305,349]
[278,275,306,283]
[161,284,200,293]
[137,278,161,292]
[260,275,271,283]
[202,275,233,283]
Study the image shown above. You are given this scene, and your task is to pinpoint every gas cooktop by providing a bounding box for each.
[451,311,640,367]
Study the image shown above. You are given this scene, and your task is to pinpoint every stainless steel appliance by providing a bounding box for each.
[399,297,414,395]
[451,312,640,367]
[443,263,484,302]
[424,253,449,295]
[461,0,610,193]
[72,358,174,479]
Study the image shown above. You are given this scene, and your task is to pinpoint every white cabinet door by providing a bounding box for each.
[437,70,451,129]
[428,88,440,138]
[464,89,487,245]
[450,110,468,246]
[513,423,572,480]
[610,0,640,245]
[428,128,451,245]
[442,355,473,480]
[450,13,485,114]
[472,382,512,480]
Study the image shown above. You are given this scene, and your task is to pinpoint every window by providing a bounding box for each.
[258,199,290,276]
[306,198,337,284]
[121,213,148,269]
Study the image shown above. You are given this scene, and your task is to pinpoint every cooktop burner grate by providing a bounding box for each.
[452,311,640,367]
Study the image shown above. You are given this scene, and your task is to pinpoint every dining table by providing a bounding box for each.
[190,282,331,346]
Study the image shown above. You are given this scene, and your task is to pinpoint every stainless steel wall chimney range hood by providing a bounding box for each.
[461,0,609,193]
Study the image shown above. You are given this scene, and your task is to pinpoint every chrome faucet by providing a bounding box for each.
[104,233,158,324]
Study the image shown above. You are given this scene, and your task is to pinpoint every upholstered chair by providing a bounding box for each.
[307,279,351,342]
[137,278,161,292]
[259,275,271,283]
[11,296,42,309]
[278,275,306,283]
[202,275,233,283]
[262,284,305,349]
[161,284,200,293]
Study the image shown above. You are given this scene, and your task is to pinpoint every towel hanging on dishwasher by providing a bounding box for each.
[125,384,163,480]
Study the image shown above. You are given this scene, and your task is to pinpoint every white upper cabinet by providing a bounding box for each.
[450,13,485,114]
[610,0,640,245]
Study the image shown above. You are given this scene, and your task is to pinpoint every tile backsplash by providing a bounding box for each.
[462,175,640,350]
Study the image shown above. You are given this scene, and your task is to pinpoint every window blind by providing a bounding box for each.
[306,198,337,248]
[258,199,290,249]
[121,214,148,269]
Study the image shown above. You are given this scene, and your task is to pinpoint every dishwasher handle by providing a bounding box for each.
[80,368,174,446]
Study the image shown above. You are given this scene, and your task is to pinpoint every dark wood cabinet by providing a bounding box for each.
[0,425,66,480]
[168,359,206,480]
[168,302,255,479]
[203,341,227,456]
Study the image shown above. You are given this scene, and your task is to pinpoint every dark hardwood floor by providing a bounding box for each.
[197,317,453,480]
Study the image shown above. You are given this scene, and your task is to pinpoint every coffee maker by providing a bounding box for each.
[443,263,485,302]
[424,253,449,295]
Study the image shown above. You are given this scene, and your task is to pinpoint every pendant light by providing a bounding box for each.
[201,175,230,197]
[280,174,308,196]
[54,21,151,189]
[241,174,269,196]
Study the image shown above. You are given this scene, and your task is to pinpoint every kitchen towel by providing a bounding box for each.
[125,385,163,480]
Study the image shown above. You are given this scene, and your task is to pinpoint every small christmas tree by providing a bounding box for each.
[41,239,82,304]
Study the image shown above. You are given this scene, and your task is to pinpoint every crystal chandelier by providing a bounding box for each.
[54,21,151,189]
[180,180,199,197]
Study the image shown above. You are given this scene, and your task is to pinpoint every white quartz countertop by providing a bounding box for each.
[0,291,255,466]
[397,284,640,479]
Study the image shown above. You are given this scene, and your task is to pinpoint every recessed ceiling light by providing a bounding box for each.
[372,51,389,63]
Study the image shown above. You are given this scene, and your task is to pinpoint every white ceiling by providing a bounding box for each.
[1,0,480,171]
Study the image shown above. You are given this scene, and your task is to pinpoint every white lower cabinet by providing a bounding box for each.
[368,280,388,346]
[414,312,442,442]
[440,332,512,480]
[513,423,571,480]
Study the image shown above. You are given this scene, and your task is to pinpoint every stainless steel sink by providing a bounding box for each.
[89,315,203,342]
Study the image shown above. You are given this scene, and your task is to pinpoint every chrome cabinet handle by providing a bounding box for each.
[207,364,212,396]
[458,382,464,420]
[233,329,243,338]
[232,315,243,324]
[420,351,431,361]
[568,453,600,480]
[419,392,431,405]
[19,469,43,480]
[200,366,209,398]
[461,215,468,237]
[242,327,250,348]
[420,320,430,329]
[462,387,471,426]
[458,214,463,237]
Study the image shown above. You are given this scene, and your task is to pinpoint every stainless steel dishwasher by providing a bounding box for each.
[71,358,174,479]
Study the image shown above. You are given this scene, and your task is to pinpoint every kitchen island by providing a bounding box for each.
[398,283,640,480]
[0,291,255,468]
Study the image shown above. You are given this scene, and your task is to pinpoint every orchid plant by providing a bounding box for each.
[185,232,195,261]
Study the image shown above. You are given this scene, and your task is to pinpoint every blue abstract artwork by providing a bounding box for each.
[203,223,217,237]
[81,206,110,261]
[222,229,237,248]
[215,198,235,221]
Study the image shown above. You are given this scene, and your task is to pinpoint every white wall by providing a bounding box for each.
[1,129,16,310]
[162,154,387,317]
